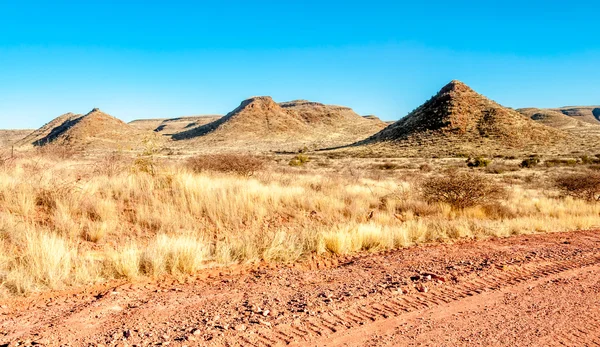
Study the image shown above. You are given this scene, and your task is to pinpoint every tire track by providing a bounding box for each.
[544,312,600,347]
[231,253,600,346]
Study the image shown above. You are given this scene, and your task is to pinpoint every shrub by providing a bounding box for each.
[419,163,433,172]
[187,153,265,176]
[545,158,578,167]
[466,157,491,168]
[485,163,519,174]
[92,151,130,177]
[298,146,310,154]
[35,144,80,159]
[289,154,310,167]
[520,156,540,168]
[580,155,600,165]
[421,171,506,209]
[133,137,160,175]
[554,172,600,201]
[0,151,15,170]
[375,162,399,170]
[580,155,592,165]
[140,235,209,276]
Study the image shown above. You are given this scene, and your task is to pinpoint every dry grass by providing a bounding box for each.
[0,153,599,296]
[186,153,266,176]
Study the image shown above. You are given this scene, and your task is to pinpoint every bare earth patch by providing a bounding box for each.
[1,229,599,346]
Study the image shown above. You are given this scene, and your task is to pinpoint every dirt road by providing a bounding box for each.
[2,230,600,346]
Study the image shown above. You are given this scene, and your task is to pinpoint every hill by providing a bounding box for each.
[363,115,394,125]
[17,112,82,148]
[518,108,600,132]
[347,80,568,157]
[551,106,600,125]
[171,97,386,151]
[0,130,33,149]
[17,109,148,151]
[129,115,222,136]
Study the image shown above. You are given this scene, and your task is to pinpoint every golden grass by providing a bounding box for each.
[0,154,599,296]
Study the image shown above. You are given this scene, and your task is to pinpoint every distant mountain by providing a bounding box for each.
[0,130,33,149]
[550,106,600,125]
[129,115,222,136]
[518,108,600,132]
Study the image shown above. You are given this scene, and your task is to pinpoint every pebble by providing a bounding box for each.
[235,324,247,332]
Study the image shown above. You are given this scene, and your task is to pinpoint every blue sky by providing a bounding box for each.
[1,0,599,129]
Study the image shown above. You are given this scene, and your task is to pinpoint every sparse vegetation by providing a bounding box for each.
[289,154,310,166]
[1,153,600,296]
[545,158,578,167]
[376,161,399,170]
[186,153,266,176]
[520,156,540,168]
[466,157,492,168]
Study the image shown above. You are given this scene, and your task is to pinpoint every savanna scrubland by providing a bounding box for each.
[1,148,599,296]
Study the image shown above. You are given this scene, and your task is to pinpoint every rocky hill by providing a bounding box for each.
[348,80,568,156]
[17,109,148,152]
[551,106,600,125]
[518,108,600,132]
[171,97,386,151]
[129,116,222,136]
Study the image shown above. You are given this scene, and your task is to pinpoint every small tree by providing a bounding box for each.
[555,172,600,201]
[421,171,506,209]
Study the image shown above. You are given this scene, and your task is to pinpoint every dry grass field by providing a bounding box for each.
[1,148,600,297]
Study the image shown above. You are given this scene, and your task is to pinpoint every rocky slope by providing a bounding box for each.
[129,116,222,136]
[0,130,33,149]
[171,97,386,151]
[349,80,568,156]
[17,109,148,152]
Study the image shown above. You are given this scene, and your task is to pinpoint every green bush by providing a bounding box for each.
[375,162,399,170]
[520,157,540,168]
[580,155,600,165]
[289,154,310,167]
[466,157,491,168]
[545,158,578,167]
[419,163,433,172]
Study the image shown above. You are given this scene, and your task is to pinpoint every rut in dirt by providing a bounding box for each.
[1,229,600,347]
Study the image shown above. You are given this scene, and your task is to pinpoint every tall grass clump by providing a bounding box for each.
[140,234,210,276]
[4,232,74,294]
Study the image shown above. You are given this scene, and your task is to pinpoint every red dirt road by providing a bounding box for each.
[2,230,600,347]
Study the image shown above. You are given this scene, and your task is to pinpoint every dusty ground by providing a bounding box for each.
[2,229,600,347]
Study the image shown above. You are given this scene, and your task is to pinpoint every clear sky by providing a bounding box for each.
[1,0,599,129]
